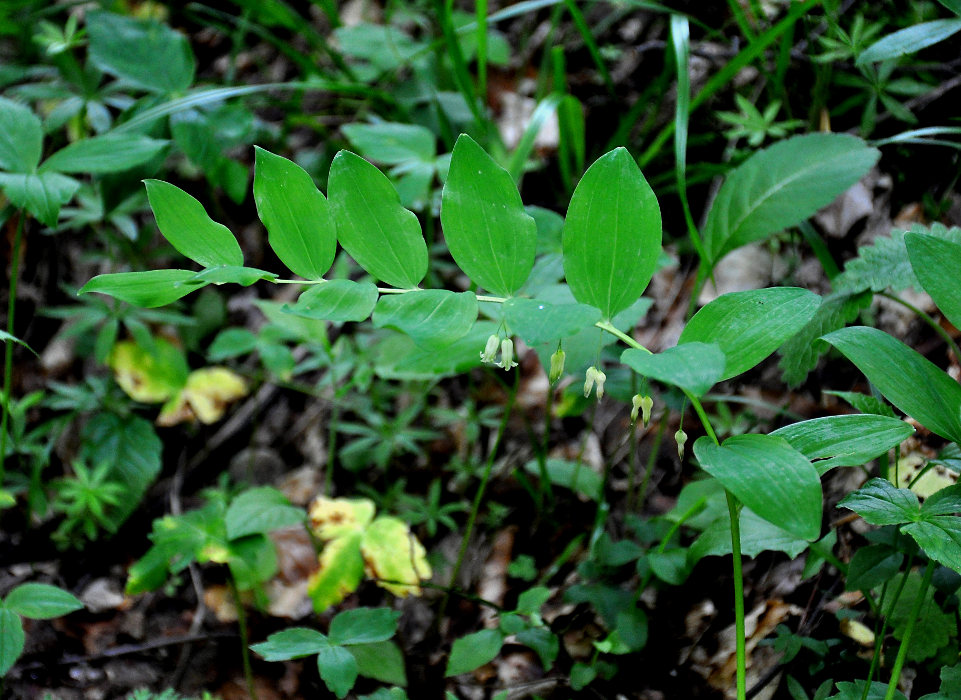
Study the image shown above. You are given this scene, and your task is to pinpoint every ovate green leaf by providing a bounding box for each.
[503,298,600,346]
[317,645,359,699]
[372,290,477,347]
[622,343,726,396]
[284,280,378,323]
[4,583,83,620]
[40,134,168,174]
[446,629,504,676]
[80,270,207,308]
[251,627,329,661]
[771,415,914,474]
[0,608,24,676]
[329,607,400,646]
[0,172,79,227]
[342,122,435,165]
[348,640,407,686]
[0,97,42,173]
[225,486,304,540]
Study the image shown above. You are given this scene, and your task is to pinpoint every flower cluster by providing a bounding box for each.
[480,334,518,371]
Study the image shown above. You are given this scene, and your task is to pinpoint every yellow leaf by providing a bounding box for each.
[156,367,248,426]
[360,516,431,597]
[308,496,375,541]
[108,339,188,403]
[308,530,365,611]
[897,450,958,499]
[840,618,875,647]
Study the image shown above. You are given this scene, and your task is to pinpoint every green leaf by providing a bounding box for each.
[702,133,879,265]
[825,390,896,418]
[906,232,961,330]
[503,298,600,346]
[328,150,427,289]
[837,478,920,525]
[689,506,811,561]
[348,641,408,686]
[858,19,961,65]
[822,326,961,443]
[0,330,35,355]
[251,627,329,661]
[39,134,168,174]
[329,607,400,646]
[308,530,365,612]
[0,608,24,676]
[446,629,504,676]
[0,97,42,172]
[254,147,336,280]
[80,270,207,308]
[831,681,906,700]
[834,229,920,294]
[342,122,435,164]
[318,645,359,698]
[225,533,277,589]
[621,343,726,396]
[86,10,195,94]
[771,415,914,475]
[208,328,257,360]
[372,290,477,347]
[374,321,496,380]
[144,180,243,267]
[679,288,820,380]
[0,172,79,227]
[4,583,83,620]
[693,434,822,541]
[778,290,871,387]
[190,266,277,286]
[903,504,961,575]
[845,545,903,591]
[562,147,661,319]
[885,570,954,662]
[284,280,379,323]
[522,458,603,501]
[225,486,304,540]
[441,134,537,297]
[359,517,431,597]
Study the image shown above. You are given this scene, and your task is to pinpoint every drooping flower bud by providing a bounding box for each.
[549,348,566,384]
[498,338,518,370]
[480,334,500,364]
[675,428,688,460]
[584,366,606,399]
[594,369,607,399]
[630,394,643,423]
[639,396,653,426]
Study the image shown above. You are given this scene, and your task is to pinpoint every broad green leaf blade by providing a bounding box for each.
[328,150,427,288]
[902,518,961,575]
[693,434,823,541]
[702,134,879,265]
[360,517,431,597]
[921,483,961,515]
[689,507,810,561]
[190,266,278,286]
[522,458,603,501]
[822,326,961,444]
[374,321,497,380]
[4,583,83,620]
[342,122,435,164]
[0,172,79,227]
[144,180,243,267]
[621,342,726,396]
[308,531,365,612]
[846,545,904,592]
[80,270,207,308]
[0,97,42,172]
[225,486,305,540]
[39,134,168,174]
[251,627,329,661]
[563,147,661,319]
[905,232,961,331]
[837,477,920,525]
[441,134,536,297]
[771,415,914,475]
[446,629,504,676]
[317,645,359,699]
[0,608,24,676]
[254,147,336,280]
[372,290,477,347]
[679,288,820,380]
[858,19,961,65]
[347,640,407,686]
[329,607,401,646]
[86,10,195,94]
[283,280,379,323]
[503,298,601,346]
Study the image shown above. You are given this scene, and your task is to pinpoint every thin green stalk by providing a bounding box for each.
[0,212,24,486]
[476,0,488,101]
[726,491,747,700]
[880,291,961,362]
[440,369,518,619]
[636,412,667,509]
[562,0,615,95]
[884,560,936,700]
[862,553,915,700]
[227,576,258,700]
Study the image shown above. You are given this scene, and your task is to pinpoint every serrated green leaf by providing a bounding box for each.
[885,570,954,662]
[80,270,208,308]
[342,122,435,164]
[837,477,920,525]
[284,280,379,323]
[225,486,304,540]
[4,583,83,620]
[858,18,961,64]
[251,627,329,661]
[254,147,336,280]
[822,326,961,443]
[0,97,42,173]
[702,133,879,265]
[144,180,243,267]
[679,288,820,380]
[308,530,365,612]
[693,434,822,541]
[846,545,904,591]
[446,629,504,676]
[563,147,661,320]
[902,517,961,575]
[771,415,914,475]
[39,134,168,174]
[831,681,906,700]
[824,390,896,418]
[503,298,600,346]
[348,641,408,686]
[906,232,961,331]
[0,608,24,676]
[441,134,536,297]
[0,172,79,227]
[778,290,871,386]
[328,150,427,288]
[834,229,918,293]
[329,607,400,646]
[622,343,726,397]
[318,644,359,698]
[372,290,477,347]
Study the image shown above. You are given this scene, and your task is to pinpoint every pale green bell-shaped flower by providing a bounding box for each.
[584,366,606,399]
[498,338,518,370]
[549,348,566,384]
[480,334,500,364]
[631,395,653,426]
[675,428,688,459]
